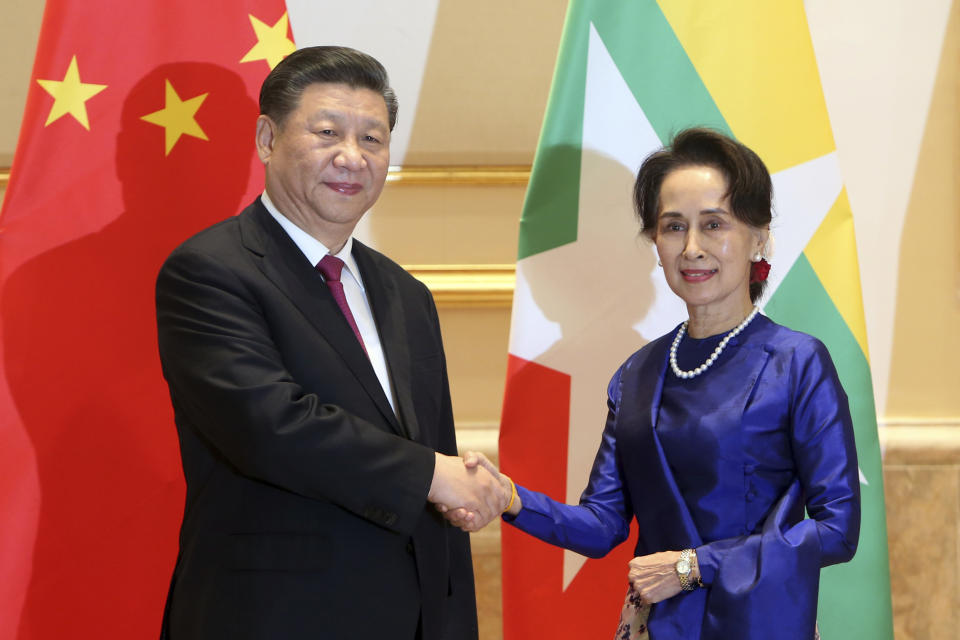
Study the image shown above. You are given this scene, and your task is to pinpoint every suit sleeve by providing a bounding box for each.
[156,245,436,535]
[503,367,633,558]
[695,339,861,583]
[425,292,481,639]
[672,339,861,638]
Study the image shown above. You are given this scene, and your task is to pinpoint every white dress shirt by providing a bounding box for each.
[261,191,396,413]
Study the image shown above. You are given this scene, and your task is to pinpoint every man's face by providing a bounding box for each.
[256,82,391,246]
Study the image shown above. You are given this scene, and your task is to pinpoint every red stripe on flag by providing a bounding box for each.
[500,354,637,638]
[0,2,290,638]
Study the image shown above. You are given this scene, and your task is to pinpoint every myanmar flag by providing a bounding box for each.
[0,2,293,638]
[499,1,893,638]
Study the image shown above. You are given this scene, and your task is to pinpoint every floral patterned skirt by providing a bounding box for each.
[613,589,821,640]
[614,590,650,640]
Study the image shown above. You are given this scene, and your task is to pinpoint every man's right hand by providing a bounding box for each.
[428,453,509,531]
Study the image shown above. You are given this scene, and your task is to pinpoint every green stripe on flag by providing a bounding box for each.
[766,254,893,639]
[512,0,893,634]
[518,0,732,261]
[591,0,730,142]
[517,2,590,260]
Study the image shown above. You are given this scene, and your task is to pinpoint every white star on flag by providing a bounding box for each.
[511,23,853,589]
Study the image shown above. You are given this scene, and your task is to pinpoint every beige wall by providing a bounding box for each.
[2,2,958,639]
[3,1,957,422]
[885,0,960,418]
[403,0,566,165]
[0,0,44,167]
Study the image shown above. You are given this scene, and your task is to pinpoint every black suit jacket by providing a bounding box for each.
[155,199,477,639]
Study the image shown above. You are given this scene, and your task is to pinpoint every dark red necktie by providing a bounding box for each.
[316,254,367,353]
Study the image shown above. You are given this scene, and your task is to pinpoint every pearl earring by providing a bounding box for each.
[764,231,776,259]
[751,252,763,263]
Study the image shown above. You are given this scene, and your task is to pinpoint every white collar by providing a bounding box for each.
[261,191,365,291]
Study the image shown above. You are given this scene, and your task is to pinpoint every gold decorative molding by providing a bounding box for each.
[404,264,515,307]
[0,165,531,189]
[880,423,960,465]
[386,165,530,185]
[0,166,521,308]
[879,417,960,427]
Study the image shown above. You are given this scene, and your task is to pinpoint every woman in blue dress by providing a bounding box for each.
[459,128,860,639]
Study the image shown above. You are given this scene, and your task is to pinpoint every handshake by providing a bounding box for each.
[427,451,520,532]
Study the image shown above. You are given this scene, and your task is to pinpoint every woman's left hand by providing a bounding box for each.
[628,551,683,604]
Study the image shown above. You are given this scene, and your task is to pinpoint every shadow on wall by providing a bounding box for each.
[885,0,960,419]
[3,62,256,639]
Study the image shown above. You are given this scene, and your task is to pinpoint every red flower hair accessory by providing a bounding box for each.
[750,258,771,283]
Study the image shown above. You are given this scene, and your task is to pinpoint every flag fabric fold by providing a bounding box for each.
[499,1,893,638]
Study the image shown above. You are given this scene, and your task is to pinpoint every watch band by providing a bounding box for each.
[676,548,697,591]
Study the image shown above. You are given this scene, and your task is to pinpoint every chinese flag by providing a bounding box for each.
[0,2,293,638]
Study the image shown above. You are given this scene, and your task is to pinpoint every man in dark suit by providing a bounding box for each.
[155,46,505,640]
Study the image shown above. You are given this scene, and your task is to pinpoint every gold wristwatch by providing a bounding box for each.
[675,548,697,591]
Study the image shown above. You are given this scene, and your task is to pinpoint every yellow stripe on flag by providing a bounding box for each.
[658,0,835,173]
[804,188,870,361]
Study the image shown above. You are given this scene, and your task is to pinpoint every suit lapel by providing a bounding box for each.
[239,201,403,435]
[352,242,420,443]
[620,331,709,639]
[620,330,703,549]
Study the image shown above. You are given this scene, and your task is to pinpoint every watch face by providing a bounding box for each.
[677,559,691,575]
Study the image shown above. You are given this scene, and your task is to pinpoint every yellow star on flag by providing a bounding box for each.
[36,56,107,130]
[140,79,209,156]
[240,12,295,69]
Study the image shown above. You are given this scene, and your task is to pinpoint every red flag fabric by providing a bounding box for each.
[499,356,638,637]
[0,2,293,638]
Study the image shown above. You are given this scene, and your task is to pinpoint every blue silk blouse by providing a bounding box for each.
[505,315,860,639]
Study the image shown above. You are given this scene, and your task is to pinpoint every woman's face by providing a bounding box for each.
[654,165,767,318]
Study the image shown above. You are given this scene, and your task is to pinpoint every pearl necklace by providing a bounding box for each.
[670,306,760,379]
